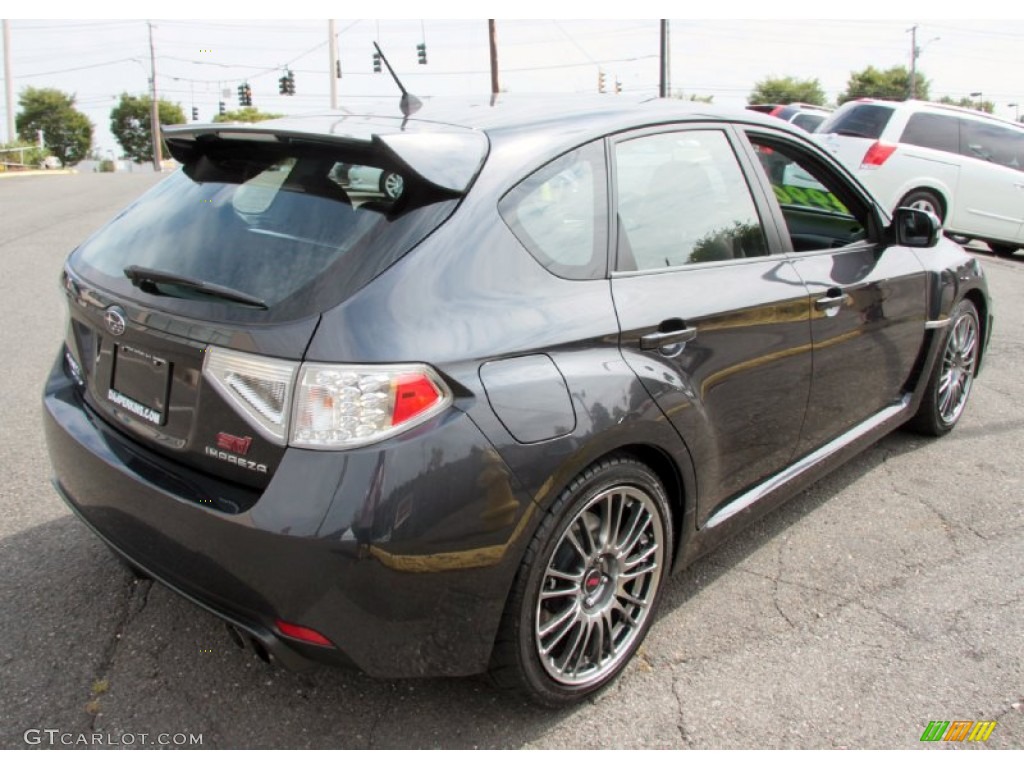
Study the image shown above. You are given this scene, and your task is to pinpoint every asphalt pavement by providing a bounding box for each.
[1,173,1020,749]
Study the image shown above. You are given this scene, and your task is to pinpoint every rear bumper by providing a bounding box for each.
[43,353,534,677]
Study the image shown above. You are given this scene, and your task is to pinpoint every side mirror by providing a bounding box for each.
[893,206,940,248]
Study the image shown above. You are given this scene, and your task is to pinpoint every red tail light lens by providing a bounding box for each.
[392,373,443,426]
[861,141,897,168]
[274,619,334,647]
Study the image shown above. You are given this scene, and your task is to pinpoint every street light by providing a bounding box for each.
[1009,102,1020,121]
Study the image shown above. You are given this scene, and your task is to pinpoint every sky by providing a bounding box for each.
[3,5,1023,158]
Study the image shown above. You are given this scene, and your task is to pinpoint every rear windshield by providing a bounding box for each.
[69,141,459,322]
[817,104,894,139]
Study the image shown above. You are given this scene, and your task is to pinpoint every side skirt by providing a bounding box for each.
[674,394,913,570]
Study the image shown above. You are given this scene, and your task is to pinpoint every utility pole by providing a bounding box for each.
[659,20,670,99]
[3,20,14,143]
[908,24,918,100]
[488,20,499,96]
[148,21,162,172]
[328,19,338,110]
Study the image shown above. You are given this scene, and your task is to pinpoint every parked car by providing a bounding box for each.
[816,98,1024,257]
[44,96,992,707]
[746,103,832,132]
[328,161,404,200]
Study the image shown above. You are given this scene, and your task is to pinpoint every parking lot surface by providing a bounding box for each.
[1,173,1020,748]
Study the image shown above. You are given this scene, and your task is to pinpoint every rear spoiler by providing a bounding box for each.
[162,121,489,195]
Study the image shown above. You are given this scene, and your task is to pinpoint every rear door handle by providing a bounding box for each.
[640,326,697,350]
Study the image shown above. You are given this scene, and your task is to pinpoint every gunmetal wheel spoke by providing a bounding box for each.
[539,602,580,640]
[534,482,666,687]
[624,541,658,570]
[619,560,658,581]
[565,527,589,560]
[618,506,649,555]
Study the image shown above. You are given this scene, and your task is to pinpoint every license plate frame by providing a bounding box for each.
[108,344,171,426]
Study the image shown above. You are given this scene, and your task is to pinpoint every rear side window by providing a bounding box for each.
[792,113,826,132]
[900,113,960,153]
[960,120,1024,171]
[498,141,607,280]
[818,104,895,139]
[69,143,458,321]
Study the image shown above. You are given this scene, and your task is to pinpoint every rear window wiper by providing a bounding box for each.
[833,129,872,138]
[124,265,269,309]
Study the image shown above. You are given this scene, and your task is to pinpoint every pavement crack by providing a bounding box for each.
[771,540,797,629]
[86,576,152,730]
[672,677,693,748]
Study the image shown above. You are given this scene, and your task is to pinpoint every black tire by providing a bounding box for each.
[987,241,1019,258]
[945,233,971,246]
[489,455,673,707]
[898,189,945,223]
[379,171,403,200]
[907,299,980,437]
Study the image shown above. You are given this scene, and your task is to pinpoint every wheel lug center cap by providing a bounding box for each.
[584,569,603,594]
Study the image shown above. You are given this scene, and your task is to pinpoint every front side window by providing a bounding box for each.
[613,129,768,271]
[748,135,872,252]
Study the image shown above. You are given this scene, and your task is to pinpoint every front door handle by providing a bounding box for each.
[640,326,697,350]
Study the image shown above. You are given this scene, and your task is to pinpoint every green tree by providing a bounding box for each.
[937,95,994,114]
[837,65,928,104]
[15,87,93,166]
[110,93,186,165]
[748,76,826,106]
[213,107,284,124]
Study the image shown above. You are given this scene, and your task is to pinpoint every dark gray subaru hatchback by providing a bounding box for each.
[44,96,992,706]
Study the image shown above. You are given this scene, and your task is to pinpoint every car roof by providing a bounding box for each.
[172,94,793,142]
[163,95,804,194]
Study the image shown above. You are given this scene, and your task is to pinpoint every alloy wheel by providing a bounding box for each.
[534,485,665,687]
[937,310,979,425]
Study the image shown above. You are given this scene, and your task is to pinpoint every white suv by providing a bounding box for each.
[816,99,1024,256]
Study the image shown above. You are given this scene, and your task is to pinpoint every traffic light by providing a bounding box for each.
[372,52,381,73]
[218,101,226,116]
[598,70,606,93]
[277,69,295,95]
[416,43,427,65]
[191,107,199,120]
[237,83,252,107]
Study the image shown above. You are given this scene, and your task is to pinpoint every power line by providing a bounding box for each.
[19,58,139,78]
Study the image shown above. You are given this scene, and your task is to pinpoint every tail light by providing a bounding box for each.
[203,346,452,451]
[291,363,451,449]
[203,348,299,444]
[861,141,897,168]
